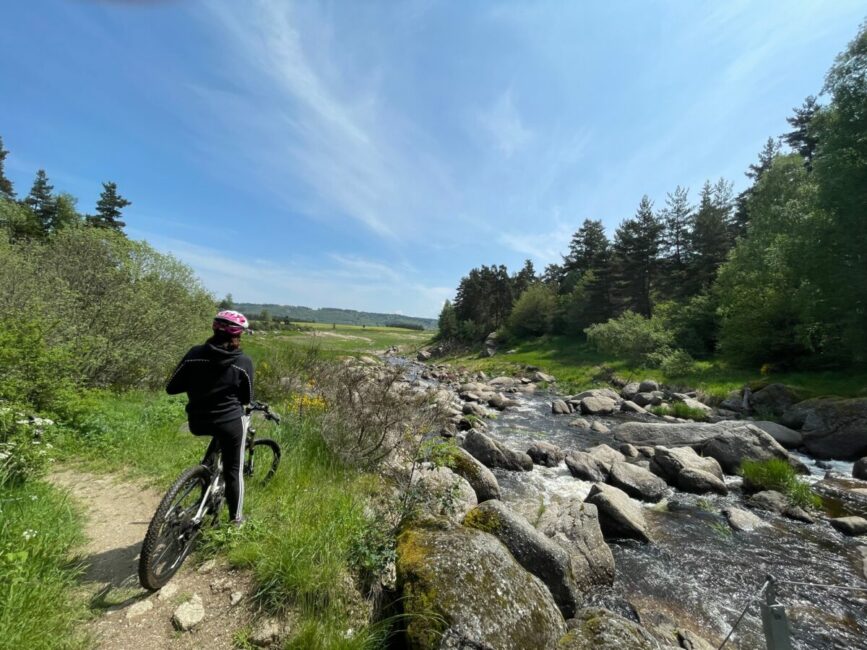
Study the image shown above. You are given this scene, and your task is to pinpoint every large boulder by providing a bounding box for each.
[565,451,608,483]
[448,447,501,502]
[397,524,566,649]
[751,383,801,417]
[557,607,660,650]
[411,467,478,524]
[580,396,617,416]
[638,380,659,393]
[464,500,582,618]
[585,444,626,468]
[536,500,615,591]
[584,483,651,543]
[854,457,867,481]
[607,462,667,502]
[553,399,573,415]
[613,421,803,475]
[788,398,867,460]
[723,507,768,532]
[463,430,533,472]
[677,468,728,495]
[650,446,724,482]
[527,441,566,468]
[621,382,641,400]
[749,421,803,449]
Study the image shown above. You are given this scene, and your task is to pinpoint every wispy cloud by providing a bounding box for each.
[140,231,450,317]
[191,0,457,241]
[478,89,532,158]
[498,220,575,268]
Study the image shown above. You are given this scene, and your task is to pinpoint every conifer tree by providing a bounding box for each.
[0,136,14,200]
[89,181,131,231]
[784,96,820,170]
[23,169,56,235]
[746,137,781,181]
[689,181,731,291]
[560,219,613,324]
[612,195,662,317]
[512,259,537,298]
[437,299,458,340]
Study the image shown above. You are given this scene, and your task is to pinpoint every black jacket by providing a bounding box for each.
[166,342,254,430]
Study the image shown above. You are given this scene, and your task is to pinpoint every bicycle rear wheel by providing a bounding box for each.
[138,464,211,590]
[244,438,281,483]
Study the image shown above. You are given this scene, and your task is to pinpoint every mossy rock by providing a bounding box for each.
[396,524,566,649]
[557,607,659,649]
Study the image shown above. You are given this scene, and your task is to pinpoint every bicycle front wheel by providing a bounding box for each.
[138,464,211,590]
[245,438,281,483]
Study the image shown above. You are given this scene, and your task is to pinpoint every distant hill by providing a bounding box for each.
[235,303,438,330]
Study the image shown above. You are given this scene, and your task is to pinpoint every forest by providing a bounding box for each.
[438,23,867,375]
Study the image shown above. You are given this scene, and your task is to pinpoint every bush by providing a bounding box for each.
[740,458,821,509]
[585,311,674,364]
[507,284,556,338]
[0,226,214,392]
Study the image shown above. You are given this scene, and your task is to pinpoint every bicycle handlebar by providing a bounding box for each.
[246,401,281,425]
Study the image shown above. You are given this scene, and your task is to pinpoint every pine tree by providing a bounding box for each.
[612,195,663,316]
[746,137,781,181]
[563,219,610,278]
[784,95,820,169]
[660,186,692,268]
[218,294,234,310]
[437,299,459,340]
[0,136,15,200]
[689,181,731,291]
[23,169,56,235]
[512,259,537,298]
[89,181,130,231]
[559,219,613,324]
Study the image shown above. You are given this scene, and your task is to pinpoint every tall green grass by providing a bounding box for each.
[650,402,709,421]
[740,459,821,509]
[0,481,89,650]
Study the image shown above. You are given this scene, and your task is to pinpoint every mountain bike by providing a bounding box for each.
[138,402,282,590]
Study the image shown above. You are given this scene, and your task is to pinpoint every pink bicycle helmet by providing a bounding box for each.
[213,310,249,335]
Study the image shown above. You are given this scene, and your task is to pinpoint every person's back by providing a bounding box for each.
[166,310,254,525]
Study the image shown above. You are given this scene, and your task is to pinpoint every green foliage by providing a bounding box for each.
[740,459,821,509]
[612,195,663,317]
[0,481,89,649]
[0,136,14,199]
[88,181,130,231]
[507,283,556,338]
[649,402,708,422]
[585,310,674,365]
[0,198,41,241]
[0,226,213,390]
[436,299,458,341]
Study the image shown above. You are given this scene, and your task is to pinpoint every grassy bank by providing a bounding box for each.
[443,335,867,400]
[247,323,429,359]
[50,384,388,648]
[0,479,89,649]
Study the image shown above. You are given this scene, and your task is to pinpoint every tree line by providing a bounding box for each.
[0,138,131,239]
[438,22,867,371]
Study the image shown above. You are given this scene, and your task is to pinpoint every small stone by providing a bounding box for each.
[250,618,282,647]
[157,583,179,601]
[197,559,218,574]
[125,599,153,619]
[569,418,591,429]
[723,507,767,532]
[172,594,205,631]
[229,591,243,607]
[591,421,610,434]
[210,577,234,593]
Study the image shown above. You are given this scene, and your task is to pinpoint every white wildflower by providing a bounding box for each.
[22,529,37,541]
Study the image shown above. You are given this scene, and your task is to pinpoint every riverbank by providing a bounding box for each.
[435,334,867,400]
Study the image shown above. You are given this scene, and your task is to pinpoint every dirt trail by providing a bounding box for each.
[51,468,256,649]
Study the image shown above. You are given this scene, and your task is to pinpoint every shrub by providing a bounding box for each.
[507,284,557,338]
[585,311,674,364]
[740,458,821,509]
[0,410,52,488]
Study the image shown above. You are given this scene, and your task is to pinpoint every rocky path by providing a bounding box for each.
[50,468,260,650]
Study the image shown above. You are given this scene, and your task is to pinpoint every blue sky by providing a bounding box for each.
[1,1,864,318]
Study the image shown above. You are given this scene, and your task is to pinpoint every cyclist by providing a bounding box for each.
[166,310,254,526]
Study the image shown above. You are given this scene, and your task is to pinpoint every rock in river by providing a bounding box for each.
[585,483,652,543]
[829,516,867,536]
[607,461,667,502]
[464,500,583,618]
[794,397,867,460]
[463,430,533,472]
[448,447,501,502]
[565,451,608,483]
[527,441,566,467]
[396,522,566,649]
[558,607,660,650]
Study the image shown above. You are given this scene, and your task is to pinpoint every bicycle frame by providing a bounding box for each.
[189,414,251,525]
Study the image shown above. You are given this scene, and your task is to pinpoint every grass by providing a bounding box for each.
[650,402,710,421]
[0,480,89,650]
[245,323,430,361]
[740,459,822,509]
[52,385,390,648]
[443,334,867,399]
